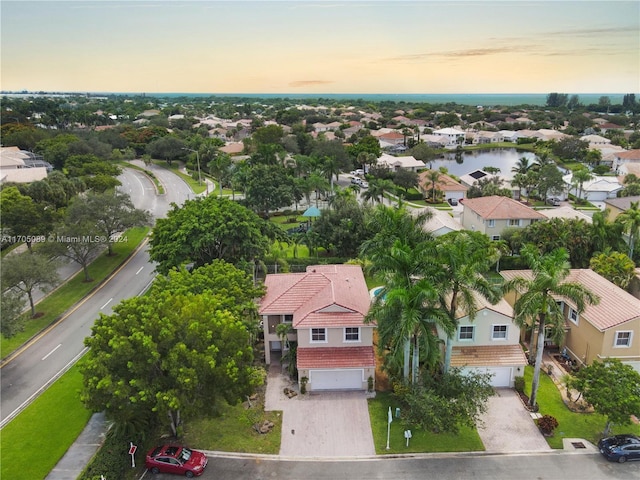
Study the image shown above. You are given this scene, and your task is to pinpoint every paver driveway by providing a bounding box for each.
[477,388,551,452]
[265,364,375,457]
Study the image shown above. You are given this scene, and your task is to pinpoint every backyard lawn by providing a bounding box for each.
[523,366,640,448]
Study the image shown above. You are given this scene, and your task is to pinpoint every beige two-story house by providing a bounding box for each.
[259,264,375,391]
[501,269,640,374]
[437,294,527,387]
[461,195,546,240]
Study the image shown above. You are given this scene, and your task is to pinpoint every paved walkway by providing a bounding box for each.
[45,412,108,480]
[265,360,376,457]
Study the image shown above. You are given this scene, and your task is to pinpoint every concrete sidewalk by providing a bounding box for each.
[45,412,109,480]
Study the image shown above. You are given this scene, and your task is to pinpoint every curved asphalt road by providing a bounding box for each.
[0,163,193,425]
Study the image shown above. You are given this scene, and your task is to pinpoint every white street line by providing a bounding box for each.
[100,298,113,310]
[42,344,62,361]
[136,266,144,275]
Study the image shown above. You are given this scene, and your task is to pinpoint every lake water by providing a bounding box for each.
[428,148,538,180]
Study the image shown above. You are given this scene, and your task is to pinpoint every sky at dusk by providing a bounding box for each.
[1,0,638,94]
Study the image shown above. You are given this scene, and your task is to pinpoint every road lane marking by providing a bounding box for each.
[42,344,62,361]
[136,266,144,275]
[1,347,89,428]
[101,298,113,310]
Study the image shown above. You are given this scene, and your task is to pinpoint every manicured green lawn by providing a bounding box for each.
[523,366,640,448]
[1,227,149,359]
[1,364,92,480]
[368,392,484,454]
[154,160,207,194]
[183,400,282,454]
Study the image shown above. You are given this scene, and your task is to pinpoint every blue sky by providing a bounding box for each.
[1,0,638,93]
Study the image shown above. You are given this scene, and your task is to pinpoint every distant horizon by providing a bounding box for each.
[1,91,633,107]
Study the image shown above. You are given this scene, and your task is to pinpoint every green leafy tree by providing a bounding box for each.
[589,251,636,289]
[0,290,26,338]
[312,195,368,257]
[536,163,565,202]
[424,169,441,202]
[146,135,187,165]
[41,219,106,282]
[244,164,294,217]
[0,187,56,252]
[65,191,151,256]
[552,137,589,162]
[149,196,272,274]
[503,245,599,408]
[1,252,60,317]
[570,359,640,436]
[81,290,261,437]
[398,368,494,434]
[393,168,418,195]
[571,167,594,202]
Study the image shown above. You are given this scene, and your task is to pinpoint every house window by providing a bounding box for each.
[508,219,521,227]
[310,328,327,343]
[488,219,495,227]
[344,327,360,342]
[568,308,579,325]
[283,314,293,324]
[458,325,474,341]
[492,325,508,340]
[614,331,632,347]
[491,235,501,241]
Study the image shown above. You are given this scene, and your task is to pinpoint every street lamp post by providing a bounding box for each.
[183,147,202,186]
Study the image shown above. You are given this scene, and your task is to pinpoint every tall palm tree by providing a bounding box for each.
[430,231,502,373]
[365,240,450,382]
[616,201,640,259]
[426,169,441,203]
[571,168,594,202]
[511,156,538,175]
[502,245,599,408]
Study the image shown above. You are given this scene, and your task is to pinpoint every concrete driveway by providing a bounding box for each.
[265,363,375,457]
[477,388,551,452]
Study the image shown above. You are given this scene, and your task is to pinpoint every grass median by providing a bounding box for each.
[1,226,149,360]
[1,364,92,480]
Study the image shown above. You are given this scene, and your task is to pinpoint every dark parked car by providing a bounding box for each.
[598,434,640,463]
[146,445,208,477]
[447,198,458,206]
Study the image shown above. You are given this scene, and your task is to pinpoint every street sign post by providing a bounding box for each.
[404,429,412,447]
[128,442,137,468]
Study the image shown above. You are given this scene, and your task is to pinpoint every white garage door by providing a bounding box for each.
[309,369,363,390]
[463,367,512,387]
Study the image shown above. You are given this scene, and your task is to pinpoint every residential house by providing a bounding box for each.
[376,153,425,172]
[580,134,611,147]
[460,195,545,240]
[563,174,623,202]
[539,206,592,224]
[458,169,495,189]
[472,131,504,145]
[603,195,640,222]
[432,127,465,147]
[0,147,49,184]
[259,265,375,391]
[417,170,467,204]
[420,207,463,237]
[500,269,640,373]
[436,294,527,387]
[612,149,640,172]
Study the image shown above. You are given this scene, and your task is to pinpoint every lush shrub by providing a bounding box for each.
[514,376,525,393]
[79,426,138,480]
[536,415,559,435]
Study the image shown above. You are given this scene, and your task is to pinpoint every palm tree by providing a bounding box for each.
[426,169,441,203]
[616,201,640,259]
[430,231,502,373]
[511,156,538,176]
[365,240,450,382]
[571,168,594,203]
[502,245,599,408]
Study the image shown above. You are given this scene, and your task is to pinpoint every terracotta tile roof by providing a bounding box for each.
[259,265,371,327]
[297,346,376,369]
[500,269,640,331]
[462,195,546,220]
[450,345,527,367]
[615,149,640,160]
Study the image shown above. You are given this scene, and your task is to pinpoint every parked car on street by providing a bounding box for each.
[146,445,208,477]
[447,197,458,206]
[598,434,640,463]
[546,197,561,206]
[350,168,365,176]
[351,176,364,186]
